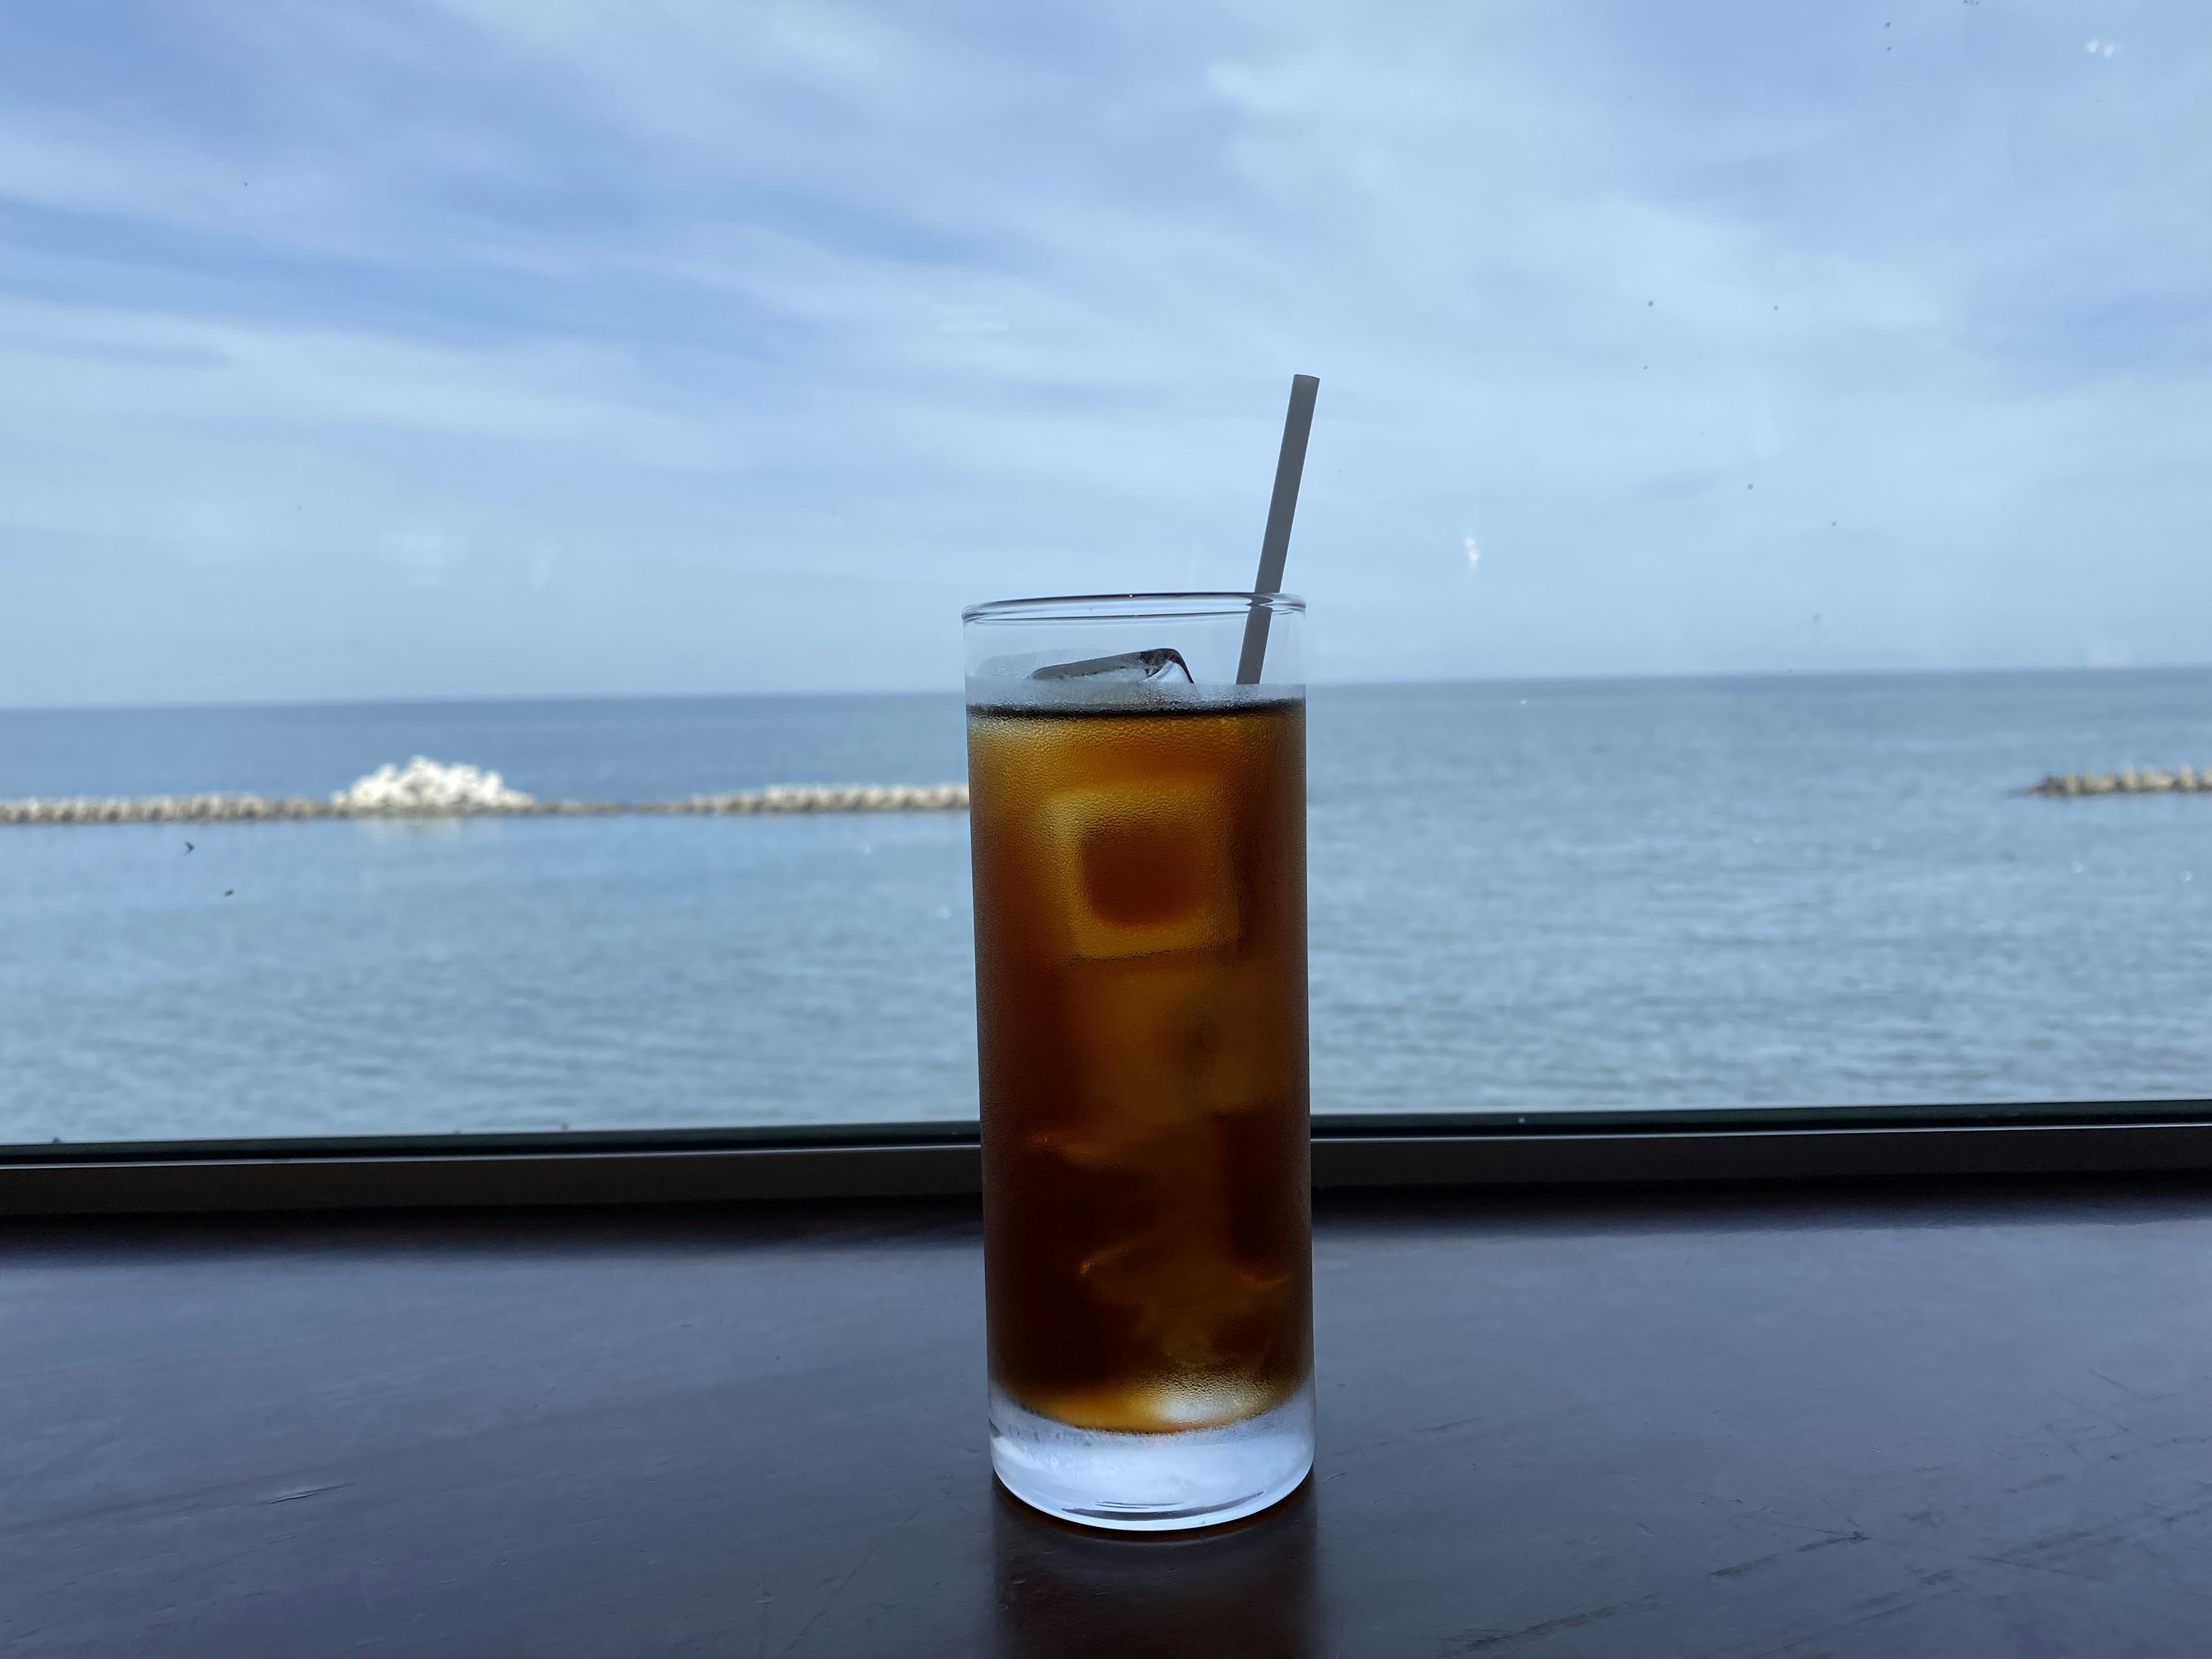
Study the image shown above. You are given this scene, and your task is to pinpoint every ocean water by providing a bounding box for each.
[2,671,2208,1145]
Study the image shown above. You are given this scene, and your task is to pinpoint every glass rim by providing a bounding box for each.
[963,591,1305,626]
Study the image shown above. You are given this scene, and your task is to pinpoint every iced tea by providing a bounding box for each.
[968,693,1310,1437]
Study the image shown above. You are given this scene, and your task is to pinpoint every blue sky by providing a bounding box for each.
[0,0,2205,704]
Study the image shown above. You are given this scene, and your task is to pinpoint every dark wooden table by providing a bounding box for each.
[8,1180,2211,1656]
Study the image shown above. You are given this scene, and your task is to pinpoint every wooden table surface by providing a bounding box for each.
[7,1179,2211,1657]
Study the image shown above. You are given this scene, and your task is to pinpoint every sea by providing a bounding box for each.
[3,670,2209,1146]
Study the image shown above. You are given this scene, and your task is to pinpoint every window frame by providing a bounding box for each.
[7,1104,2212,1215]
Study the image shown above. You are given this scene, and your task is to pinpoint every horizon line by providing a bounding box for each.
[3,658,2206,719]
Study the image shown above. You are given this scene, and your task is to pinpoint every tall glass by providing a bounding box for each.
[964,593,1312,1531]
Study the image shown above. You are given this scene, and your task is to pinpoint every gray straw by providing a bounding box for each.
[1236,373,1320,685]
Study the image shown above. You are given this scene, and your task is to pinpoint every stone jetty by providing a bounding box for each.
[0,783,970,825]
[646,783,970,815]
[2024,767,2210,797]
[0,756,969,825]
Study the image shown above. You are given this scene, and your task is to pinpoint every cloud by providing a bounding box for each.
[0,0,2206,702]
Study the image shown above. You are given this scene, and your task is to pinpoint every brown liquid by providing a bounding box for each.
[968,697,1310,1434]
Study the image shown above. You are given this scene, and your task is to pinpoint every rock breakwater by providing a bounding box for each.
[2024,767,2210,797]
[647,783,971,815]
[1,781,969,825]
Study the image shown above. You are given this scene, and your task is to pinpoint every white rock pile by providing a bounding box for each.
[332,756,535,813]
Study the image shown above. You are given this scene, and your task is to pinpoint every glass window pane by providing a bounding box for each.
[3,2,2205,1143]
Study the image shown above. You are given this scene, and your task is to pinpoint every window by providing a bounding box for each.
[3,2,2206,1148]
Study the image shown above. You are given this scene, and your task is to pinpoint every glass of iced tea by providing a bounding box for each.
[964,592,1312,1531]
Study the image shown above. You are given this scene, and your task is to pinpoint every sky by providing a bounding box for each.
[0,0,2206,706]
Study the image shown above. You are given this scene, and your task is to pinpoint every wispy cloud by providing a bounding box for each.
[0,0,2206,702]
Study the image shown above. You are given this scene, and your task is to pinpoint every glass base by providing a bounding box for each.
[990,1377,1315,1532]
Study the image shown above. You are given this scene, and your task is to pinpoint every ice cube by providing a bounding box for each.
[1024,957,1286,1176]
[1038,1370,1291,1434]
[1052,960,1225,1146]
[1040,781,1235,960]
[1059,959,1287,1130]
[1031,647,1192,684]
[1112,1375,1289,1432]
